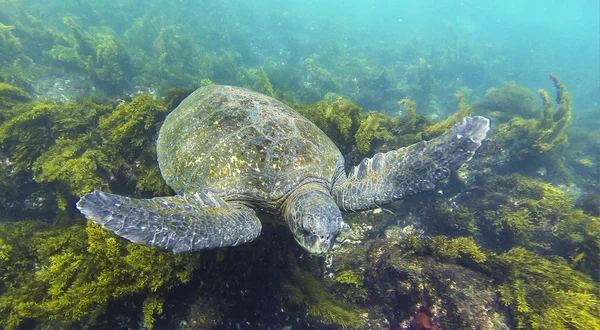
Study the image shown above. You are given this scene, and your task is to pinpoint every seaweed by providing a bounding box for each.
[296,97,362,155]
[301,55,341,95]
[358,234,599,329]
[496,248,599,329]
[0,89,170,221]
[494,74,571,163]
[296,96,431,162]
[93,34,134,93]
[360,236,507,328]
[48,18,134,95]
[282,264,365,328]
[239,66,276,97]
[0,82,30,120]
[422,93,472,139]
[472,83,539,123]
[0,221,201,329]
[450,174,600,280]
[162,86,196,111]
[354,112,396,154]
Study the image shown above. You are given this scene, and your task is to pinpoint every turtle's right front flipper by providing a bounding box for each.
[76,191,261,253]
[333,116,490,212]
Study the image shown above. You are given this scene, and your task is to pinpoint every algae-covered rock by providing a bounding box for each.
[0,221,201,329]
[466,74,573,182]
[332,236,511,329]
[496,248,600,330]
[0,82,30,113]
[473,83,539,123]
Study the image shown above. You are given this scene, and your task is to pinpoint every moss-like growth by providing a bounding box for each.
[99,94,167,154]
[422,93,472,139]
[240,66,276,97]
[296,97,431,162]
[0,98,110,170]
[472,83,539,123]
[0,221,200,329]
[31,94,171,210]
[378,235,488,267]
[296,97,362,155]
[162,86,196,110]
[1,91,170,219]
[481,175,599,276]
[430,173,600,280]
[33,135,109,201]
[427,236,488,264]
[48,18,134,95]
[422,202,480,237]
[0,89,202,329]
[493,74,571,162]
[0,82,30,113]
[496,247,599,329]
[282,264,365,328]
[355,112,396,154]
[331,270,368,303]
[98,94,171,196]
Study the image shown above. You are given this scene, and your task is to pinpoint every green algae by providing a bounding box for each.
[494,74,571,162]
[0,221,200,329]
[473,82,539,123]
[296,96,431,160]
[283,264,365,328]
[497,247,599,330]
[0,82,30,112]
[296,97,363,155]
[357,234,599,329]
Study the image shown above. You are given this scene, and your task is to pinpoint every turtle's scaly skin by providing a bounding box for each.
[333,116,489,212]
[157,85,344,208]
[77,85,490,255]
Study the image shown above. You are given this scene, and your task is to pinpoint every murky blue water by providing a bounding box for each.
[1,1,598,329]
[4,0,598,109]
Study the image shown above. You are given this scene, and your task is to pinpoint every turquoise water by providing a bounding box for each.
[2,0,598,110]
[1,1,599,329]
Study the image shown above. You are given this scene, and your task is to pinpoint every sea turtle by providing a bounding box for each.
[77,85,489,255]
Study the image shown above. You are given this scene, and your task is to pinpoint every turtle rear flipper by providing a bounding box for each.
[333,116,490,212]
[76,191,262,252]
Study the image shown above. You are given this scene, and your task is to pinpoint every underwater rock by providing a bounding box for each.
[32,73,93,102]
[365,239,510,330]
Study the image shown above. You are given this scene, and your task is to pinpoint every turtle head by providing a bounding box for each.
[283,189,343,255]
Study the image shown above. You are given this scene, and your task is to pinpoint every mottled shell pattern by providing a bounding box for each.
[157,85,344,209]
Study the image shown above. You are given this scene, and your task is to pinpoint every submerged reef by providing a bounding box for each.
[421,174,600,280]
[470,74,573,182]
[0,221,200,329]
[0,82,191,329]
[0,1,598,328]
[1,52,598,329]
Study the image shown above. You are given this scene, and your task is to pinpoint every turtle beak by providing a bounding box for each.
[303,234,333,256]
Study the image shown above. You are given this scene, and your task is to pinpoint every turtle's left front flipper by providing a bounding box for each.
[77,190,261,252]
[333,116,490,212]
